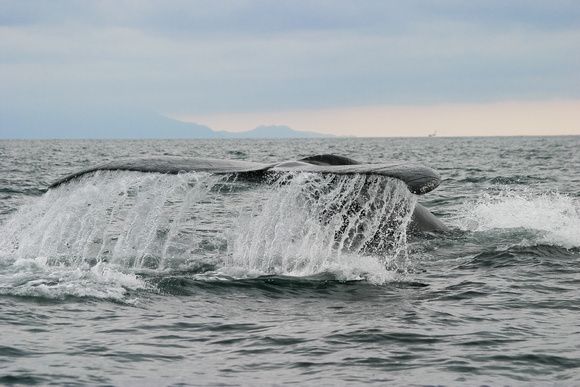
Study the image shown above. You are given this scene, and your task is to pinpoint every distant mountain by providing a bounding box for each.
[227,125,335,138]
[0,109,336,139]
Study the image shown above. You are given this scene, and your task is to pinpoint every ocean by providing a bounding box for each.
[0,137,579,386]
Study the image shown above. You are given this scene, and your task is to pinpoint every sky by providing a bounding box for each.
[1,0,579,138]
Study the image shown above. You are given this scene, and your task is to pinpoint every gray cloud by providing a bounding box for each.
[0,0,578,121]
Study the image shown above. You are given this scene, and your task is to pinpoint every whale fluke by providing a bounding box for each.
[49,154,441,195]
[49,154,447,232]
[49,157,273,189]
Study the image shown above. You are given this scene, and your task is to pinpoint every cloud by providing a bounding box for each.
[0,0,579,137]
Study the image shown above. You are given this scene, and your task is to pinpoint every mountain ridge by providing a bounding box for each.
[0,109,337,139]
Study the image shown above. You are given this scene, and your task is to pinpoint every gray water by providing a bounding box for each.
[1,137,579,385]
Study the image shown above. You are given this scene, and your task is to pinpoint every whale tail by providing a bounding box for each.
[48,154,448,233]
[49,154,441,195]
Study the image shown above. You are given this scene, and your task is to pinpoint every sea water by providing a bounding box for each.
[0,137,579,385]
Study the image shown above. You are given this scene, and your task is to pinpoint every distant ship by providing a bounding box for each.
[428,130,438,137]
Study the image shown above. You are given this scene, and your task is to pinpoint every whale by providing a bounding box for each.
[49,154,448,233]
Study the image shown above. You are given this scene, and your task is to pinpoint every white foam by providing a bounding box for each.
[457,189,580,248]
[0,256,146,301]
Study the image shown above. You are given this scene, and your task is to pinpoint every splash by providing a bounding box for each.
[226,173,417,283]
[0,171,228,300]
[0,171,418,299]
[457,189,580,249]
[0,171,228,267]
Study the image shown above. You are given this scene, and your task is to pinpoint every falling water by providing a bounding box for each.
[0,171,229,271]
[0,170,417,287]
[227,173,417,280]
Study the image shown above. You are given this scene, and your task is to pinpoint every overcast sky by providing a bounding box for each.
[1,0,579,137]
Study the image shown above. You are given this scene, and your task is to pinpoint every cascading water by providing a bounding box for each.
[226,173,417,281]
[0,171,234,299]
[0,171,229,270]
[0,170,418,298]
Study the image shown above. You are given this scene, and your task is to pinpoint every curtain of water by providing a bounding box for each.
[227,173,417,276]
[0,171,226,270]
[1,171,417,279]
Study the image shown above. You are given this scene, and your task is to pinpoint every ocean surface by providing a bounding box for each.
[0,137,579,386]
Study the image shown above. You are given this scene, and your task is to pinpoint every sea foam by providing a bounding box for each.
[457,189,580,249]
